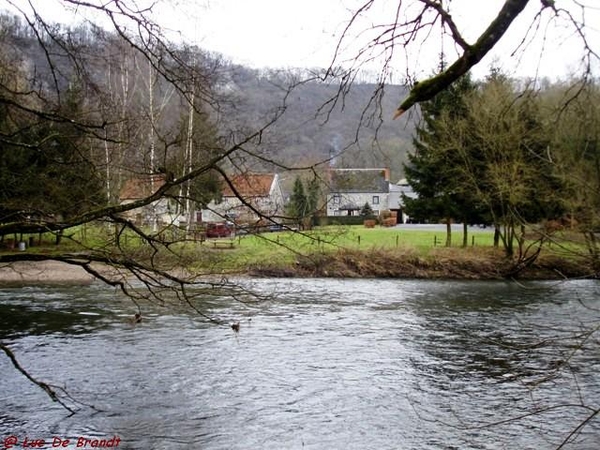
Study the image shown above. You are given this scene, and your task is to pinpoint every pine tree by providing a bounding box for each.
[464,69,566,256]
[287,176,308,225]
[0,78,105,223]
[403,72,478,246]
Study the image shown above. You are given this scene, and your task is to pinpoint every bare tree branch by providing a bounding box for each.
[394,0,530,117]
[419,0,470,51]
[0,341,76,414]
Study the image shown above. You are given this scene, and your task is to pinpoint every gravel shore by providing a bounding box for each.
[0,260,95,284]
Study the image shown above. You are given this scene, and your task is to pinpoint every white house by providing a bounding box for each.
[326,168,391,217]
[202,173,285,224]
[325,169,418,224]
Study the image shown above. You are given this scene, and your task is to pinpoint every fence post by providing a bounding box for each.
[434,235,437,246]
[358,235,361,246]
[396,235,399,247]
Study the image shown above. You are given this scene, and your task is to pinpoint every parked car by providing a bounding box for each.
[206,222,233,238]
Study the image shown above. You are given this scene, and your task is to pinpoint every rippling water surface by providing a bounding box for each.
[1,278,599,449]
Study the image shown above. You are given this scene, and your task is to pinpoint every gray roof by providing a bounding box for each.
[329,169,389,194]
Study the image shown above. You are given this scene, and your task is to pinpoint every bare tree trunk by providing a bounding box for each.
[504,222,514,257]
[116,52,132,198]
[104,131,111,203]
[147,59,156,174]
[184,90,195,234]
[104,64,112,203]
[148,59,157,232]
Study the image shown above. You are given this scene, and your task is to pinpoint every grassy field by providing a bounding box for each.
[186,225,498,273]
[6,224,592,279]
[230,225,496,252]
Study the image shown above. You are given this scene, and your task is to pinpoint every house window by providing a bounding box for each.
[372,195,380,205]
[334,210,340,216]
[333,194,340,204]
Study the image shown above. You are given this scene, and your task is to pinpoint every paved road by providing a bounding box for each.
[395,223,492,232]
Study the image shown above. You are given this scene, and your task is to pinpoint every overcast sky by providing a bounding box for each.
[11,0,600,81]
[154,0,599,81]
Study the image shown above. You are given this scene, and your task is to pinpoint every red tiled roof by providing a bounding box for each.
[119,174,167,201]
[221,173,275,197]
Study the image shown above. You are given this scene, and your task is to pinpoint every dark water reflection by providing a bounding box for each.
[1,279,599,449]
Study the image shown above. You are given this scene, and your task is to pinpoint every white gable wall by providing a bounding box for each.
[202,174,285,223]
[326,192,389,216]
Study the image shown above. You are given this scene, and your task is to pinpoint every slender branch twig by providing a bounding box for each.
[0,342,76,414]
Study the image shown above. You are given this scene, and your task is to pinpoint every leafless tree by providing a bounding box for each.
[328,0,598,117]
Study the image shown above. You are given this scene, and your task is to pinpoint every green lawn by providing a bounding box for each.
[232,225,496,251]
[11,223,588,276]
[186,225,498,273]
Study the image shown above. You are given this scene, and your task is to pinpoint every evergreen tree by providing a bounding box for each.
[453,69,567,256]
[403,71,478,246]
[287,176,308,225]
[360,202,374,217]
[0,79,105,224]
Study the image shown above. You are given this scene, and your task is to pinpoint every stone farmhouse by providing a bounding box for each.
[201,173,285,224]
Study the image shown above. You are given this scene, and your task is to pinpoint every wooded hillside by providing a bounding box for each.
[219,65,413,178]
[1,11,413,188]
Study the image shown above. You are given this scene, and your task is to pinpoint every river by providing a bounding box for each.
[1,278,599,449]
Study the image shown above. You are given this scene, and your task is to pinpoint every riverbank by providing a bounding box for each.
[249,247,597,280]
[0,248,596,284]
[0,260,96,284]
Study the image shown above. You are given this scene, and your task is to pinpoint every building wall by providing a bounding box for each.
[202,176,285,223]
[120,198,179,226]
[326,192,389,216]
[269,174,285,218]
